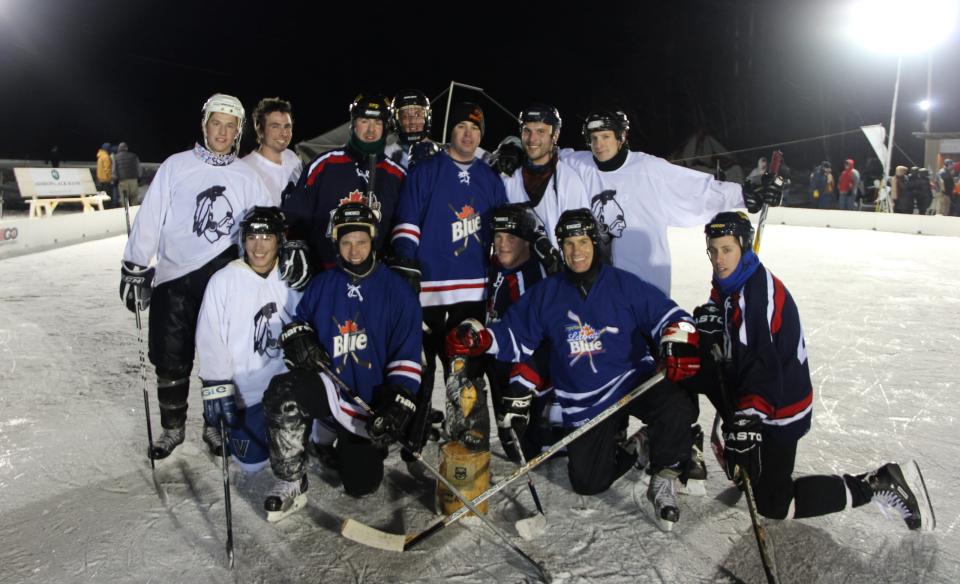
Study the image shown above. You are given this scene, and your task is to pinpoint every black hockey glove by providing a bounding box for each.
[279,240,312,291]
[409,141,441,169]
[368,385,417,448]
[742,172,785,213]
[722,414,763,487]
[201,381,239,428]
[490,136,524,177]
[693,303,725,358]
[279,322,331,372]
[497,391,533,436]
[384,255,421,294]
[533,235,564,275]
[119,260,154,313]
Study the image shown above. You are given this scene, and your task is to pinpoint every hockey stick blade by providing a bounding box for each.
[341,518,405,552]
[510,427,547,540]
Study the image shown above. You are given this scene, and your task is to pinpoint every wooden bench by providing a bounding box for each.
[14,167,112,219]
[28,192,111,218]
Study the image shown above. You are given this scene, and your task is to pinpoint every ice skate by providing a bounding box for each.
[264,475,308,523]
[684,425,707,497]
[202,422,224,457]
[149,426,185,460]
[622,426,649,470]
[867,461,935,531]
[636,468,680,532]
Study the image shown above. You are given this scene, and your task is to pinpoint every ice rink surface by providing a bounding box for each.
[0,224,958,584]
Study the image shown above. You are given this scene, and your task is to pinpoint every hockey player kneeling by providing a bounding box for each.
[446,208,699,532]
[261,203,423,522]
[683,211,934,530]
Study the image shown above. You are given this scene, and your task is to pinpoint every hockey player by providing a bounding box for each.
[195,207,302,471]
[385,89,441,170]
[563,110,783,296]
[119,93,276,460]
[446,208,699,531]
[283,93,406,271]
[261,202,422,520]
[688,211,933,529]
[242,97,303,206]
[391,102,508,460]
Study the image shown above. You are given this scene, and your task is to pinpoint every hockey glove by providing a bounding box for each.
[368,385,417,448]
[490,136,524,177]
[119,260,154,313]
[384,255,422,294]
[201,381,239,428]
[742,172,785,213]
[409,141,441,169]
[722,414,763,486]
[279,322,332,371]
[445,318,493,357]
[279,240,312,291]
[660,321,700,382]
[533,235,564,275]
[692,303,725,357]
[497,391,533,436]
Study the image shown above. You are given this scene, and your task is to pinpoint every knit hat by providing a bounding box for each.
[449,102,485,135]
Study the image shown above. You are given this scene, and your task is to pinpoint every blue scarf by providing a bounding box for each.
[713,249,760,296]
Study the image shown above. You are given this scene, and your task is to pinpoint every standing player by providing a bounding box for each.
[385,89,440,170]
[195,207,302,470]
[283,93,406,271]
[119,93,273,460]
[447,209,700,531]
[391,102,508,458]
[261,203,422,520]
[242,97,303,206]
[687,211,933,530]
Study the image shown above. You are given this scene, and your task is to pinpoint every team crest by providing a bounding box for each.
[192,185,235,243]
[332,313,371,372]
[591,190,626,243]
[253,302,283,358]
[565,310,619,373]
[457,169,471,185]
[449,200,482,256]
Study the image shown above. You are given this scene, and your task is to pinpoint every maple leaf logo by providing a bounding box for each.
[339,320,359,335]
[456,204,476,220]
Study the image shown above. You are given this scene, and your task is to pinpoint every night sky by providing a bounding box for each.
[2,0,958,173]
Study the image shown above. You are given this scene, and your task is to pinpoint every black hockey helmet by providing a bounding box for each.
[519,104,562,132]
[555,208,601,246]
[349,93,392,123]
[391,89,432,144]
[330,202,379,241]
[492,204,540,242]
[705,211,754,251]
[581,110,629,145]
[241,206,285,239]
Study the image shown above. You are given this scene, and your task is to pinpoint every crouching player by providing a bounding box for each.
[447,208,698,531]
[687,211,934,529]
[260,203,423,521]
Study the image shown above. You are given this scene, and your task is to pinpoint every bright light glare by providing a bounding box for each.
[847,0,959,53]
[919,99,932,110]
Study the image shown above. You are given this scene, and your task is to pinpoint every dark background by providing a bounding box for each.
[1,0,957,173]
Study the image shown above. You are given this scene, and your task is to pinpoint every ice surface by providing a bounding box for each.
[0,225,958,583]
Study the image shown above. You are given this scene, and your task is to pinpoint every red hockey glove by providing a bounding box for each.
[445,318,493,357]
[660,321,700,382]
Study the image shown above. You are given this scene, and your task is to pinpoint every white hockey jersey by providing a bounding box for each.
[242,149,303,206]
[562,149,744,295]
[196,259,302,408]
[124,149,271,285]
[501,157,594,247]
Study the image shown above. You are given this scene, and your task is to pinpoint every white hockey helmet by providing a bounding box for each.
[201,93,245,151]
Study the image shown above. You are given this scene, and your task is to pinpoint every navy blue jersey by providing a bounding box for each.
[295,263,422,434]
[283,147,405,270]
[487,263,691,427]
[391,150,508,307]
[710,262,813,443]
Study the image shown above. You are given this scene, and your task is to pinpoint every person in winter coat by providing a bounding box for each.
[837,159,861,211]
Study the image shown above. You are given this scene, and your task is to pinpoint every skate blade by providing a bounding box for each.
[516,512,547,540]
[640,472,707,497]
[904,460,936,532]
[265,493,307,523]
[633,481,676,533]
[341,518,405,551]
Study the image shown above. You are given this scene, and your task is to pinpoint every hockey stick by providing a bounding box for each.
[218,418,235,569]
[343,372,665,553]
[509,427,547,540]
[318,362,551,582]
[121,193,157,469]
[751,150,783,254]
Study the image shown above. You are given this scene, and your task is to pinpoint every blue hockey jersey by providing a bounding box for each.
[295,263,422,437]
[391,150,507,307]
[487,263,692,427]
[283,147,405,270]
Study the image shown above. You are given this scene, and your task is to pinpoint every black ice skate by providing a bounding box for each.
[636,468,680,532]
[264,475,308,523]
[202,422,224,457]
[685,425,707,497]
[867,461,935,531]
[149,426,185,460]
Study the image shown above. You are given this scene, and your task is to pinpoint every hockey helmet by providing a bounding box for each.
[581,110,629,145]
[202,93,245,150]
[705,211,754,251]
[491,204,540,242]
[555,208,601,246]
[519,104,562,132]
[391,89,432,145]
[330,202,378,241]
[349,93,392,123]
[241,206,285,239]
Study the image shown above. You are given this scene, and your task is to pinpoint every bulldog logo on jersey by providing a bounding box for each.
[591,190,626,243]
[565,310,619,373]
[253,302,282,358]
[332,313,372,372]
[449,201,482,256]
[193,185,235,243]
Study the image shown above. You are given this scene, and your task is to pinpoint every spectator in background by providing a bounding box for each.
[935,159,954,216]
[96,143,113,198]
[892,165,910,213]
[48,145,61,168]
[113,142,141,206]
[810,161,835,209]
[903,167,932,215]
[837,159,861,211]
[746,156,767,184]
